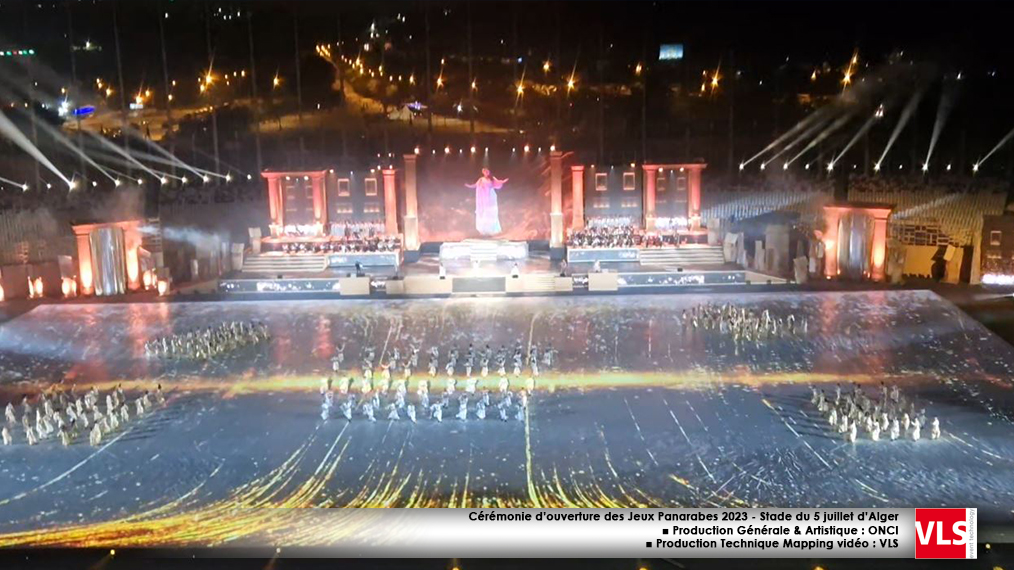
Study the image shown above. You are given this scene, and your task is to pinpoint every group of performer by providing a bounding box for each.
[318,339,557,423]
[319,374,530,424]
[567,225,645,248]
[680,303,809,343]
[566,218,694,249]
[275,235,400,255]
[3,384,166,447]
[332,341,557,380]
[144,321,270,361]
[810,382,941,443]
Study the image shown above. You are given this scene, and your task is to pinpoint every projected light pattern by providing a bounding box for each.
[0,291,1013,546]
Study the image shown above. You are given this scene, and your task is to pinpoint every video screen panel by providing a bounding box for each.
[417,154,551,243]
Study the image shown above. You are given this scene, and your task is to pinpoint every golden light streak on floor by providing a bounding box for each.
[0,369,946,402]
[0,366,953,547]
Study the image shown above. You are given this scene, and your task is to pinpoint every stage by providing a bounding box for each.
[0,290,1012,546]
[219,251,772,296]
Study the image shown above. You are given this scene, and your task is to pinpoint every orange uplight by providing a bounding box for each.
[29,276,44,299]
[126,248,140,289]
[79,259,93,295]
[0,282,5,302]
[142,269,153,290]
[157,279,169,296]
[61,277,78,298]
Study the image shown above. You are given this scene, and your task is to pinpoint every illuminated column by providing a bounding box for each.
[571,165,585,231]
[73,227,94,295]
[123,222,142,291]
[688,165,704,227]
[310,173,326,225]
[822,206,843,279]
[262,173,284,229]
[869,208,891,282]
[382,167,398,236]
[403,154,419,251]
[642,165,659,231]
[550,151,564,248]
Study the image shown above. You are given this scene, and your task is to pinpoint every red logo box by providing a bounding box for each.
[914,508,976,559]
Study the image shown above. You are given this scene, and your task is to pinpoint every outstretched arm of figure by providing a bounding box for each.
[464,181,478,188]
[492,177,508,189]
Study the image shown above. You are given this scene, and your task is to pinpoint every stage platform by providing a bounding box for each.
[2,290,1013,544]
[566,244,726,266]
[239,251,401,275]
[438,239,528,262]
[219,253,782,296]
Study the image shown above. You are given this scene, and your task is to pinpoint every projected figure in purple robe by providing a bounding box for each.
[465,168,509,236]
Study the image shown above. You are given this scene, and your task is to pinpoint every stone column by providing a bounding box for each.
[382,168,398,236]
[402,154,419,250]
[570,165,585,231]
[688,165,704,227]
[549,151,564,248]
[311,173,326,225]
[73,227,94,295]
[642,165,659,231]
[262,174,284,227]
[822,206,843,279]
[870,211,890,282]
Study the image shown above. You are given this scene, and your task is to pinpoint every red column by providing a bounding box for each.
[403,154,419,250]
[642,165,659,230]
[570,165,585,231]
[688,165,703,227]
[550,151,564,248]
[262,174,283,228]
[382,168,398,236]
[822,206,843,279]
[311,173,326,225]
[870,208,891,282]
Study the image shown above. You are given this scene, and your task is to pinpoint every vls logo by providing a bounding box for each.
[914,508,976,559]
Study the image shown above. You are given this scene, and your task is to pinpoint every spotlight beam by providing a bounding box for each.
[743,106,834,167]
[833,113,879,164]
[976,125,1014,168]
[787,111,856,166]
[0,174,30,189]
[765,113,836,165]
[923,82,960,169]
[876,89,924,167]
[84,131,161,179]
[119,126,206,179]
[0,109,70,185]
[25,118,117,182]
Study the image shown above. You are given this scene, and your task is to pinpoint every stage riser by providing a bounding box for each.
[239,251,400,275]
[240,255,328,274]
[439,240,528,262]
[567,246,726,266]
[219,270,758,295]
